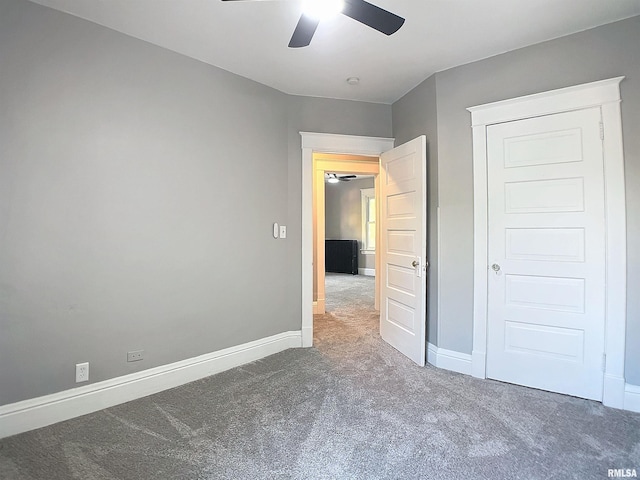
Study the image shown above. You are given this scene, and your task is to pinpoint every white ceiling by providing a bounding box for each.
[30,0,640,104]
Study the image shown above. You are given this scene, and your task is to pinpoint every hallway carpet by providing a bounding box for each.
[1,273,638,479]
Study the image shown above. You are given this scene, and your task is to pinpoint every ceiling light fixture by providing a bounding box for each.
[302,0,344,21]
[346,77,360,85]
[327,173,340,184]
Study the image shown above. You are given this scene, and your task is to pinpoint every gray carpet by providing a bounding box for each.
[1,272,639,479]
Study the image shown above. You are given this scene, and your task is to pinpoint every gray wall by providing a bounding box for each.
[392,16,640,384]
[0,0,392,405]
[325,178,376,270]
[392,74,438,345]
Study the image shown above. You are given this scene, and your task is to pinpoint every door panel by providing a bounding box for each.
[504,177,585,213]
[486,108,605,401]
[505,228,585,262]
[380,136,427,366]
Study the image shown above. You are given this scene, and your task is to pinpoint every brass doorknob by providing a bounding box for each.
[412,260,419,267]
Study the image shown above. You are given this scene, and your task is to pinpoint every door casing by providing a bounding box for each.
[468,77,627,408]
[301,133,395,347]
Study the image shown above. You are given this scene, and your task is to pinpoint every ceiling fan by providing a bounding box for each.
[326,173,357,183]
[221,0,405,48]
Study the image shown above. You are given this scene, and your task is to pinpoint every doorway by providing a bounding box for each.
[302,133,429,368]
[313,153,380,316]
[300,133,394,348]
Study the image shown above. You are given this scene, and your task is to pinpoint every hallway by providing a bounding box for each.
[313,273,378,349]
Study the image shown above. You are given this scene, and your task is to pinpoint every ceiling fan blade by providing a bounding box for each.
[289,15,320,48]
[340,175,357,180]
[342,0,404,36]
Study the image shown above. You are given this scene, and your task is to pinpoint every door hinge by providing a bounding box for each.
[602,353,606,372]
[599,122,604,140]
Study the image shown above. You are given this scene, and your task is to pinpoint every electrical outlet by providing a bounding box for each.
[75,362,89,383]
[127,350,144,362]
[279,225,287,239]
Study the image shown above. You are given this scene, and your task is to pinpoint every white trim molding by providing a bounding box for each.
[427,343,473,376]
[300,132,394,347]
[0,331,302,439]
[624,384,640,413]
[361,187,376,252]
[358,268,375,276]
[468,77,628,409]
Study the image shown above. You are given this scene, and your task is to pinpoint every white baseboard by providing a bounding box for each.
[624,383,640,413]
[471,350,487,379]
[427,343,438,366]
[0,331,302,439]
[428,345,640,413]
[427,343,473,376]
[301,326,313,348]
[603,373,626,409]
[358,268,375,276]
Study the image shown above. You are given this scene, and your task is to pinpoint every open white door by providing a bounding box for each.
[379,136,427,366]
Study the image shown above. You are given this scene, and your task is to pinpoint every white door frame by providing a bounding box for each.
[468,77,627,408]
[300,132,395,347]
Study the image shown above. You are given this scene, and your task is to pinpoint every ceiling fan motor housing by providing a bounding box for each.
[221,0,405,48]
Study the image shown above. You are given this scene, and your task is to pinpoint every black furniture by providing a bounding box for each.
[325,239,358,275]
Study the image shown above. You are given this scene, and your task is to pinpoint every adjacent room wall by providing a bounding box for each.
[393,16,640,384]
[325,178,376,271]
[0,0,393,405]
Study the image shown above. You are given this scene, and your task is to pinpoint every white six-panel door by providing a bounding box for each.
[486,107,606,400]
[380,136,427,366]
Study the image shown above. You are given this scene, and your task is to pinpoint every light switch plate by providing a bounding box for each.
[279,225,287,239]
